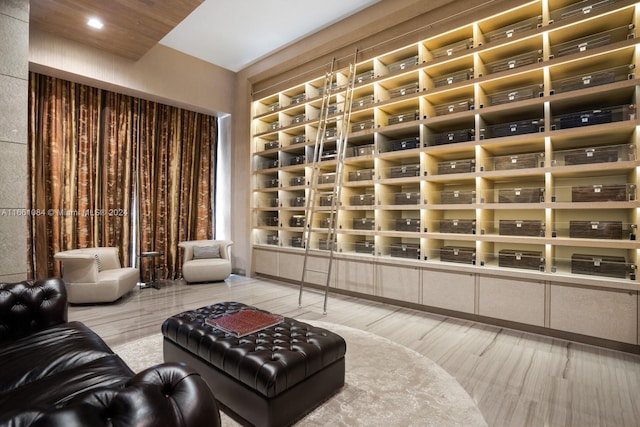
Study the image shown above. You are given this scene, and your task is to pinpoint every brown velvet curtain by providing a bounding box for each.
[136,102,216,279]
[28,73,216,280]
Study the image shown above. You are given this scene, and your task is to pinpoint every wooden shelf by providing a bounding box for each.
[250,0,640,347]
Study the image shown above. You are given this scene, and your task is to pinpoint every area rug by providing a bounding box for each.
[113,321,487,427]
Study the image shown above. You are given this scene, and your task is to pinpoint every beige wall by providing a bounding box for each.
[29,28,236,116]
[0,0,29,282]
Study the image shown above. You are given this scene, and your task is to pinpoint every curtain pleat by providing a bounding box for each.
[28,73,217,280]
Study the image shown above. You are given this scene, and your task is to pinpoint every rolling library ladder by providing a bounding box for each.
[252,0,640,350]
[298,51,358,314]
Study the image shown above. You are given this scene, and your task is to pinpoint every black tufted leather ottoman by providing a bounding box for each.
[161,302,346,427]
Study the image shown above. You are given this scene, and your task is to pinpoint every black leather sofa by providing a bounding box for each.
[0,278,221,427]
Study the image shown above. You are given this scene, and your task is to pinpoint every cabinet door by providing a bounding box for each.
[422,269,475,313]
[335,259,373,293]
[277,252,304,281]
[478,276,545,326]
[376,264,420,303]
[254,249,278,276]
[549,283,637,344]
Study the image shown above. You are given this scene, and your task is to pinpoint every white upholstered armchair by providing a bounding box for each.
[178,240,233,284]
[54,247,139,303]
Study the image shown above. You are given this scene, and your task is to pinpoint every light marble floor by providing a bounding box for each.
[69,275,640,427]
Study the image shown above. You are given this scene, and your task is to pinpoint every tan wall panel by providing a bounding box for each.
[422,269,475,313]
[549,283,638,344]
[479,276,545,326]
[336,259,374,294]
[376,264,420,303]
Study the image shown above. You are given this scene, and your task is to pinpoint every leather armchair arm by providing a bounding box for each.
[0,278,68,343]
[1,363,221,427]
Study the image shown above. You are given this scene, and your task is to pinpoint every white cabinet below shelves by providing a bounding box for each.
[376,264,420,303]
[254,248,278,276]
[549,283,638,344]
[335,259,374,294]
[422,269,475,313]
[478,275,545,326]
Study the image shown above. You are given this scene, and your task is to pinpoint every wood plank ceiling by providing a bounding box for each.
[30,0,203,60]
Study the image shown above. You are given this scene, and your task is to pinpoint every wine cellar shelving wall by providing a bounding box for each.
[251,0,640,348]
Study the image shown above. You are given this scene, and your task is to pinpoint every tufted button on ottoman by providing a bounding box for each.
[161,302,346,427]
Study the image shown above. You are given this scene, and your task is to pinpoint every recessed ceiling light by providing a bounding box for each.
[87,17,104,29]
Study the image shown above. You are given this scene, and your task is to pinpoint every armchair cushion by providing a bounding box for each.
[193,244,221,259]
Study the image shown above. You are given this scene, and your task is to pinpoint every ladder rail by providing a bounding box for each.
[298,60,336,307]
[299,50,359,314]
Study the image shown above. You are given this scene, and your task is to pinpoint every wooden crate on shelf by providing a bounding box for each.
[499,220,544,237]
[352,119,375,133]
[432,38,473,58]
[288,155,305,166]
[291,237,304,248]
[390,164,420,178]
[352,94,375,109]
[355,71,375,84]
[485,50,542,74]
[349,194,375,206]
[263,178,279,188]
[434,99,472,116]
[433,129,474,145]
[318,217,334,228]
[264,140,279,150]
[395,218,421,232]
[485,16,541,42]
[390,243,420,259]
[389,82,419,98]
[498,187,545,203]
[571,253,627,279]
[263,217,279,227]
[355,240,375,254]
[290,176,305,186]
[483,119,543,138]
[571,184,635,202]
[388,110,419,125]
[352,218,375,230]
[388,56,419,72]
[440,219,476,234]
[317,239,336,251]
[394,192,421,205]
[319,195,334,206]
[290,196,305,207]
[556,109,613,129]
[391,137,421,151]
[550,25,633,59]
[498,250,544,271]
[439,246,476,264]
[440,189,476,204]
[563,145,623,165]
[289,215,305,227]
[348,144,376,157]
[569,221,623,239]
[437,159,475,175]
[487,84,542,106]
[493,153,544,170]
[319,173,336,184]
[550,0,616,22]
[348,169,374,181]
[433,69,473,87]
